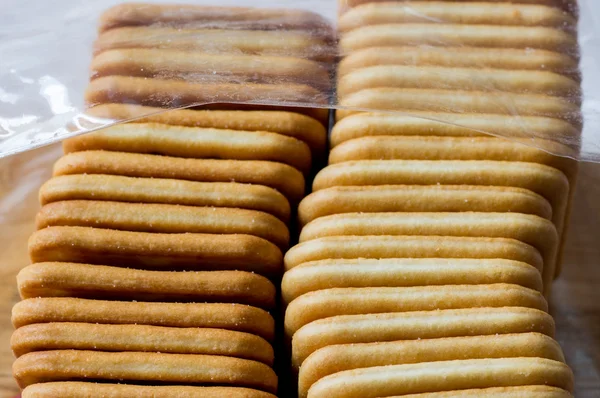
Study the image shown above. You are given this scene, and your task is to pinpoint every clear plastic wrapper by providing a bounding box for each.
[0,0,598,160]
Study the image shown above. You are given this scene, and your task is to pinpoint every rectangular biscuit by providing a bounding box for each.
[29,227,282,276]
[17,263,276,309]
[385,386,573,397]
[12,322,274,365]
[12,297,274,340]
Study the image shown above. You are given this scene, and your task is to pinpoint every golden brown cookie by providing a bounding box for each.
[386,386,573,397]
[29,227,282,276]
[298,212,557,280]
[63,123,312,174]
[12,298,274,341]
[99,3,332,33]
[306,357,572,398]
[13,350,278,393]
[85,104,327,155]
[338,66,579,98]
[291,306,554,368]
[298,185,552,227]
[338,47,579,79]
[336,88,581,126]
[285,284,547,336]
[51,151,305,203]
[36,201,289,250]
[329,112,580,148]
[281,258,542,304]
[94,26,333,60]
[339,24,577,55]
[328,136,577,179]
[12,322,274,365]
[22,383,278,398]
[338,2,576,32]
[91,49,331,90]
[18,263,276,309]
[284,235,542,272]
[298,333,565,397]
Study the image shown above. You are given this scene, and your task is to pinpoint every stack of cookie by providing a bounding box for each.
[12,4,331,397]
[283,0,579,397]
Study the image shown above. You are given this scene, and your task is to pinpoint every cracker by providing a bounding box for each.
[328,136,577,178]
[86,104,327,155]
[22,383,277,398]
[281,258,542,304]
[63,123,312,174]
[29,227,282,276]
[283,235,542,272]
[285,284,547,336]
[12,298,274,340]
[18,263,276,309]
[299,333,564,397]
[338,2,576,32]
[339,24,577,54]
[298,185,552,227]
[291,307,554,367]
[306,357,573,398]
[386,386,573,397]
[298,212,557,280]
[98,3,332,33]
[91,49,331,91]
[85,76,329,119]
[36,200,289,249]
[329,112,581,148]
[50,152,305,204]
[94,27,333,61]
[12,322,274,365]
[337,65,579,98]
[13,350,278,392]
[338,47,579,79]
[336,88,581,126]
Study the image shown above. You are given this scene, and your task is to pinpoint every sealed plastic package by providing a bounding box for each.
[1,1,599,397]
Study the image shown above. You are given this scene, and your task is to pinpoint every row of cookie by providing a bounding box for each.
[281,1,578,396]
[86,3,333,126]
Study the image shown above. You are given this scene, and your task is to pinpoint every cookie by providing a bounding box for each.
[336,88,581,126]
[298,212,557,278]
[328,136,577,178]
[91,49,331,91]
[329,112,580,148]
[298,185,552,227]
[12,298,274,341]
[12,322,274,365]
[283,235,542,272]
[50,152,305,204]
[281,258,542,304]
[291,306,554,367]
[95,27,333,60]
[338,2,576,32]
[63,123,312,174]
[338,47,579,79]
[17,263,276,309]
[298,333,564,397]
[85,104,327,155]
[337,65,579,98]
[22,383,277,398]
[98,3,332,33]
[85,76,329,119]
[13,350,278,392]
[285,284,547,336]
[36,200,289,249]
[306,357,573,398]
[385,386,573,398]
[339,24,577,54]
[29,227,282,276]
